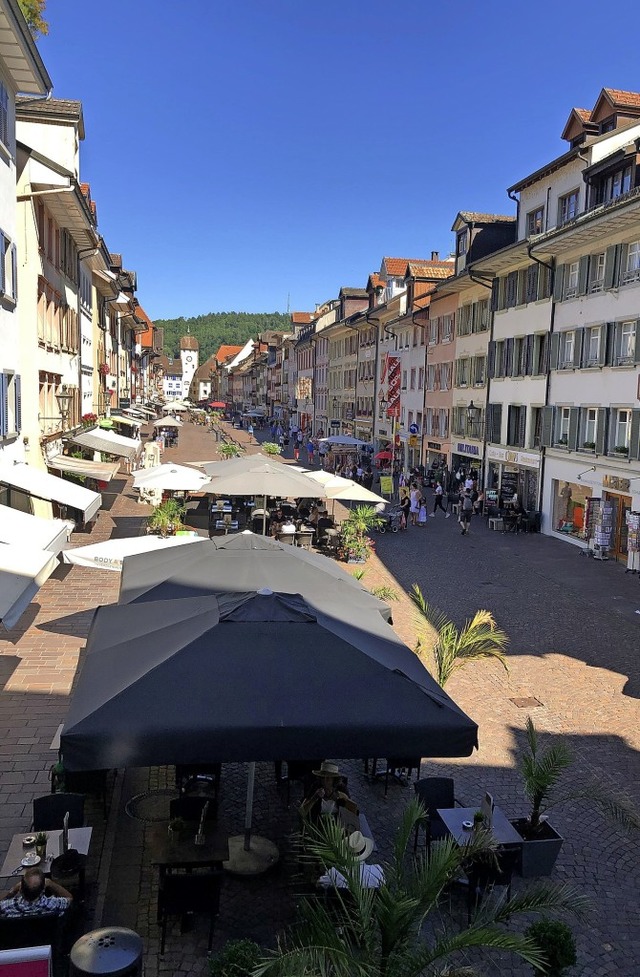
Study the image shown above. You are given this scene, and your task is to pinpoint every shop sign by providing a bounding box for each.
[427,441,441,450]
[603,474,630,492]
[486,445,540,470]
[409,435,418,447]
[456,441,480,457]
[330,419,341,427]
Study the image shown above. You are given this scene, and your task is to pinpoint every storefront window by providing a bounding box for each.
[552,480,592,538]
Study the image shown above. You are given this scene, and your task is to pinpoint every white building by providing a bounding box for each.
[0,0,51,467]
[179,331,198,399]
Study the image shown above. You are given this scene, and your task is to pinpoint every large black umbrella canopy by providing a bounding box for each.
[118,532,392,622]
[60,591,478,772]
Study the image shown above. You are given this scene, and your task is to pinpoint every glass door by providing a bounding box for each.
[604,492,631,562]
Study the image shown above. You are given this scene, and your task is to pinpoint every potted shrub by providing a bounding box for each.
[511,717,639,877]
[338,504,383,563]
[35,832,48,859]
[261,441,281,456]
[146,498,185,537]
[581,441,595,451]
[525,918,577,976]
[218,441,244,459]
[209,939,262,977]
[614,445,629,455]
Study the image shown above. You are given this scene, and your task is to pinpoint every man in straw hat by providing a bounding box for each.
[318,830,384,889]
[299,761,359,823]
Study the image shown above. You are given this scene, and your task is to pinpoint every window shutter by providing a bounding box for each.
[0,373,7,437]
[487,340,496,378]
[550,332,560,370]
[595,408,608,455]
[517,269,527,306]
[485,403,494,441]
[568,407,580,450]
[490,278,500,312]
[518,407,527,448]
[617,244,629,286]
[10,243,17,302]
[505,337,514,375]
[553,264,565,301]
[603,245,618,289]
[634,320,640,364]
[14,374,21,432]
[573,328,584,368]
[525,334,534,375]
[630,409,640,461]
[602,322,614,365]
[577,256,589,295]
[540,406,554,447]
[493,404,503,443]
[0,233,5,296]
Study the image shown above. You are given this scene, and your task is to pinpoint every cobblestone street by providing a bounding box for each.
[1,418,639,976]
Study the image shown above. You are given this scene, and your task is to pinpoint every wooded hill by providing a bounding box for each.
[155,312,292,362]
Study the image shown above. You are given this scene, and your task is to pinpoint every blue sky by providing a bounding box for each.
[38,1,640,320]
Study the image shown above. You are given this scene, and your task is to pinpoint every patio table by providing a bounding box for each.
[437,806,522,846]
[0,827,93,878]
[147,822,229,873]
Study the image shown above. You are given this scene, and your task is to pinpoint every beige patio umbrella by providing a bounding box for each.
[152,416,183,429]
[294,467,386,504]
[133,463,210,492]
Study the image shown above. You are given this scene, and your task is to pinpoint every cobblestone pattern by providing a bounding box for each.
[1,419,639,976]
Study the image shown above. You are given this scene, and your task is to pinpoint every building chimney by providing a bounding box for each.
[431,251,439,261]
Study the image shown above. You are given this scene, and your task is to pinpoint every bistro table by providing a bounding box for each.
[0,827,93,878]
[437,806,523,847]
[147,821,229,874]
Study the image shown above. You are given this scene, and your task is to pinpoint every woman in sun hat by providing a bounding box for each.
[299,761,359,822]
[317,830,384,889]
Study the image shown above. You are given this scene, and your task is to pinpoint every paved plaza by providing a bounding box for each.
[1,418,639,976]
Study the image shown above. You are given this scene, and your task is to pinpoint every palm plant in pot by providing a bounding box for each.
[512,717,640,877]
[146,498,186,537]
[218,441,244,459]
[338,505,383,563]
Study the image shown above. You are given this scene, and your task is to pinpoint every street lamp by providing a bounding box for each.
[55,385,73,431]
[378,397,388,419]
[332,396,338,417]
[466,400,480,434]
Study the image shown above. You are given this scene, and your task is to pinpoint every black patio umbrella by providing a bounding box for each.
[60,590,478,772]
[118,532,393,622]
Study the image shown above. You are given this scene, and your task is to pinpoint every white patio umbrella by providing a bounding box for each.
[62,533,200,571]
[152,416,183,429]
[133,463,210,492]
[304,471,386,504]
[163,402,188,412]
[318,435,369,448]
[198,452,277,477]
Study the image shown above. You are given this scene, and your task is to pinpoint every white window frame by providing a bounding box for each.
[557,407,571,444]
[560,331,575,368]
[589,253,605,293]
[623,241,640,284]
[526,206,544,236]
[614,408,631,450]
[442,315,453,342]
[559,189,580,225]
[617,321,635,365]
[565,261,579,299]
[583,408,597,447]
[586,326,601,365]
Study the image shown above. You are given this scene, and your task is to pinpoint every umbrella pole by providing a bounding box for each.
[244,761,255,850]
[262,496,267,536]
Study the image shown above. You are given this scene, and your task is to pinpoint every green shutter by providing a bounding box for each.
[518,407,527,447]
[577,256,589,295]
[634,320,640,364]
[541,406,554,447]
[10,243,17,302]
[550,332,560,370]
[598,324,608,366]
[604,322,615,365]
[603,245,618,289]
[487,340,496,378]
[630,409,640,461]
[490,279,500,312]
[573,328,584,368]
[595,408,608,455]
[517,269,527,306]
[568,407,580,450]
[553,264,565,301]
[14,374,21,432]
[525,334,534,375]
[618,244,629,286]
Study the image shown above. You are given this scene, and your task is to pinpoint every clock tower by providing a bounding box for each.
[179,329,199,399]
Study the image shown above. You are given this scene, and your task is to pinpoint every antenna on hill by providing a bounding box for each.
[286,292,290,315]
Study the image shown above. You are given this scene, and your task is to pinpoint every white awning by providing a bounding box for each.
[0,464,101,522]
[67,428,142,462]
[110,415,142,428]
[63,533,200,571]
[0,544,59,629]
[0,504,70,555]
[48,455,121,482]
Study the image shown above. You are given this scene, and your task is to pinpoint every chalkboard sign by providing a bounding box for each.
[379,475,393,497]
[500,469,518,504]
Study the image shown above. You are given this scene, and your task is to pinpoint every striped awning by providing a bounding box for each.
[48,455,121,482]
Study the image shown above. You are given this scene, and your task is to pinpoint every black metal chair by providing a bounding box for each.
[50,850,87,902]
[169,796,217,822]
[368,757,421,796]
[464,846,520,923]
[158,870,223,953]
[276,759,323,806]
[413,777,457,852]
[33,792,85,831]
[175,763,221,795]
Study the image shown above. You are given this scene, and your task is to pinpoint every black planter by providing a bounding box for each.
[510,818,564,877]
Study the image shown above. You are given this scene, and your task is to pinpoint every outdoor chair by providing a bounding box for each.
[368,756,421,796]
[158,869,223,953]
[169,795,217,823]
[277,532,296,545]
[413,777,458,853]
[463,846,520,923]
[276,759,323,805]
[50,850,87,902]
[33,792,85,831]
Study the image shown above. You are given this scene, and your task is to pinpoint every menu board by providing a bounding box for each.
[379,475,393,497]
[500,469,518,505]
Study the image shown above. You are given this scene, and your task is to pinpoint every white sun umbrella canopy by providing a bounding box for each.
[304,470,386,504]
[198,452,280,477]
[318,435,369,448]
[63,533,200,571]
[133,463,210,492]
[202,460,325,500]
[152,416,183,429]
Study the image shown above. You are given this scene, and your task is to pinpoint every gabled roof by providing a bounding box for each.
[339,287,368,298]
[0,1,51,94]
[382,256,428,277]
[214,344,243,364]
[367,273,385,291]
[16,96,84,139]
[290,312,313,324]
[157,355,183,375]
[602,88,640,110]
[456,212,516,226]
[406,261,454,280]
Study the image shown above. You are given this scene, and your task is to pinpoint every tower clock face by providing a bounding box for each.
[185,355,192,362]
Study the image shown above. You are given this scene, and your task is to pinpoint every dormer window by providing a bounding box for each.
[456,230,468,256]
[591,162,633,207]
[558,190,579,225]
[526,207,544,236]
[599,115,616,134]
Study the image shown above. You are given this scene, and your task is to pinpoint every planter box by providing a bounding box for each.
[510,818,564,877]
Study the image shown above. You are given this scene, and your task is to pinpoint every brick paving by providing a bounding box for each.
[1,418,639,976]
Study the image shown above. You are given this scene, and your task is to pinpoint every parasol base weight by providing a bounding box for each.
[223,834,280,876]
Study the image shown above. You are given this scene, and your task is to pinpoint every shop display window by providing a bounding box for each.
[553,480,592,537]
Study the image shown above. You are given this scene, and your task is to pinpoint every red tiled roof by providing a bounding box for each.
[214,344,243,364]
[133,305,153,328]
[368,273,385,290]
[291,312,313,324]
[407,262,455,280]
[383,257,428,276]
[574,108,592,122]
[603,88,640,109]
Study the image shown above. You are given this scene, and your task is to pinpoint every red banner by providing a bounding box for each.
[386,354,401,419]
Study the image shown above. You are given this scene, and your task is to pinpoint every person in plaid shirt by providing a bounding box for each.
[0,868,72,917]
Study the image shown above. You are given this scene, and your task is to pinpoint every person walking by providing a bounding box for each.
[460,490,474,535]
[409,482,421,527]
[293,441,300,461]
[430,481,450,518]
[399,493,411,530]
[417,495,427,526]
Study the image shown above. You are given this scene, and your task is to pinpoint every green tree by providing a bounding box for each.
[154,311,291,363]
[218,442,244,459]
[410,585,509,687]
[18,0,48,37]
[255,801,587,977]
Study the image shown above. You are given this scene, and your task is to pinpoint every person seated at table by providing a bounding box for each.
[297,500,311,520]
[315,508,334,545]
[279,516,296,536]
[0,868,72,917]
[270,506,285,535]
[307,504,320,527]
[503,498,524,534]
[299,761,359,823]
[318,831,383,890]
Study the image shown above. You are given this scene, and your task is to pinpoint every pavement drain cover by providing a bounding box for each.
[124,788,177,822]
[510,696,543,708]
